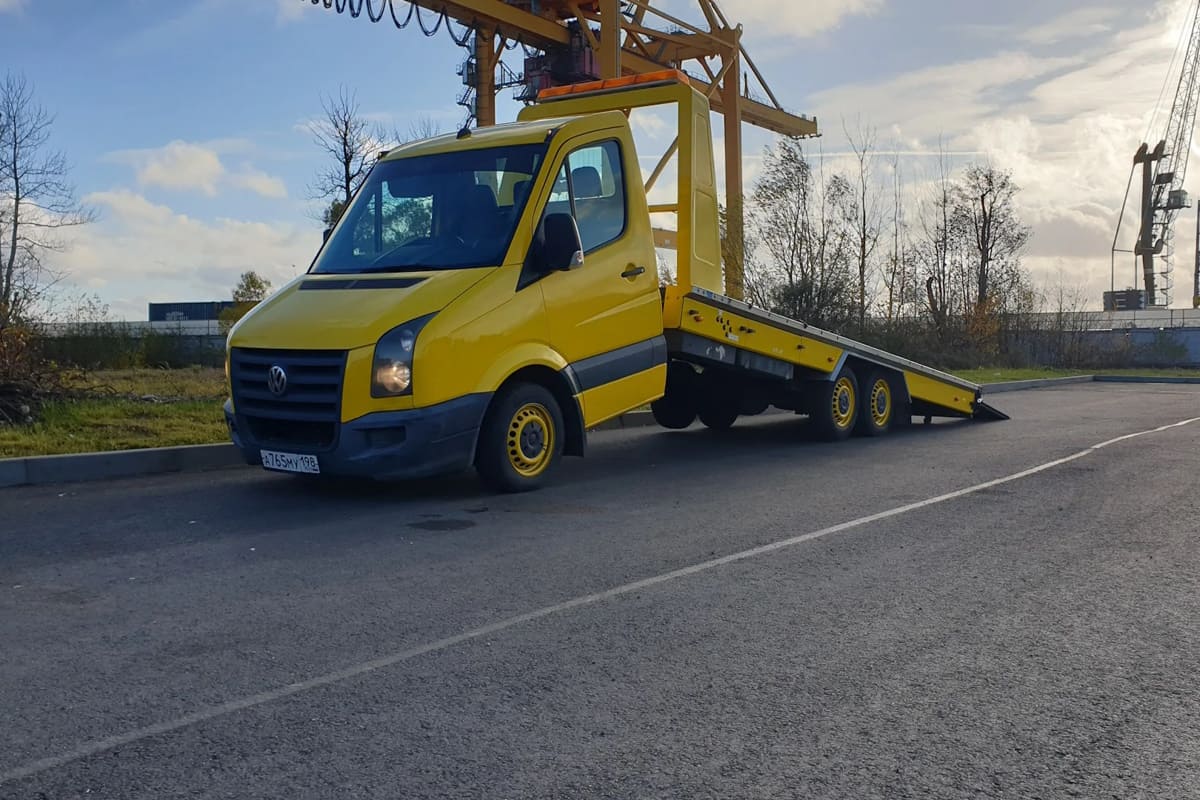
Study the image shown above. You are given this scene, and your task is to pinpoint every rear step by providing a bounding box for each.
[973,402,1010,421]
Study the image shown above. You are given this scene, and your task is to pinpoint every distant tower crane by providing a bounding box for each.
[302,0,819,301]
[1115,0,1200,308]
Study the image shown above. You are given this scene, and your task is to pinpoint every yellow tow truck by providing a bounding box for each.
[224,70,1005,492]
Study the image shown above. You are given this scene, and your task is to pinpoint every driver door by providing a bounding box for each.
[537,135,665,426]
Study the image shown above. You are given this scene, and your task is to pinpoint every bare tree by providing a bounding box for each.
[918,139,957,338]
[0,72,94,331]
[880,150,915,324]
[391,114,442,146]
[844,118,883,331]
[952,165,1031,310]
[308,85,383,228]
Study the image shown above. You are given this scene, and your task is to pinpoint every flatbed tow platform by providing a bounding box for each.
[651,286,1008,436]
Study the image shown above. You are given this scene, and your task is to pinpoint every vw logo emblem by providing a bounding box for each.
[267,365,288,396]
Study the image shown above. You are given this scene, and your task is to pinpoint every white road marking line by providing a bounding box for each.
[4,416,1199,785]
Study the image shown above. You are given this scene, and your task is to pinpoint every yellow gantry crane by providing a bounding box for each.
[307,0,819,300]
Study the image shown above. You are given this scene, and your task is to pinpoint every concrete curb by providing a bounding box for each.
[1093,375,1200,384]
[980,375,1096,393]
[590,410,657,431]
[5,375,1199,489]
[1,443,246,490]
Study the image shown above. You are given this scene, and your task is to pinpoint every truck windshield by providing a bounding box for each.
[311,143,546,274]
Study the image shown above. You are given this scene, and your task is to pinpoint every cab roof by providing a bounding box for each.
[379,110,627,161]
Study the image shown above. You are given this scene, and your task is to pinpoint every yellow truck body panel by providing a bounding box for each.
[223,70,999,490]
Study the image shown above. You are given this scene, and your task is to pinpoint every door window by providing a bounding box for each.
[543,140,627,253]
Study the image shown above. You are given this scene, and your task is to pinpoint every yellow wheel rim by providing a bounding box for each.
[507,402,555,478]
[831,377,856,430]
[870,379,891,427]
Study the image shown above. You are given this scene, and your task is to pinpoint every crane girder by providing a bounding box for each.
[403,0,817,138]
[318,0,818,300]
[406,0,571,47]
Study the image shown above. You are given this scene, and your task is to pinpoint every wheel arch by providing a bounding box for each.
[493,365,586,457]
[845,356,910,405]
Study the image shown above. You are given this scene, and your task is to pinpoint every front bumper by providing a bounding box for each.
[225,393,491,480]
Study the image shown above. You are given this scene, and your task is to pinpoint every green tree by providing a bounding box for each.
[220,271,273,333]
[232,270,272,303]
[322,198,347,229]
[746,137,857,332]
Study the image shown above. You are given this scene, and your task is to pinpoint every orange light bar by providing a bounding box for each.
[537,69,690,101]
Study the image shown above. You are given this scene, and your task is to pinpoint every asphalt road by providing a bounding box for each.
[3,383,1200,799]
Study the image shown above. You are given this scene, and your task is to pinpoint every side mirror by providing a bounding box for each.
[322,227,333,243]
[539,213,585,271]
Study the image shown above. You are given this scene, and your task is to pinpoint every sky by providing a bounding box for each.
[1,0,1197,318]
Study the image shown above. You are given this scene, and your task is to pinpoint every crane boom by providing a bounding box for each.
[1158,1,1200,200]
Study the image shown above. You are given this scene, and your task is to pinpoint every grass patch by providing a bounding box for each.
[67,366,226,401]
[955,367,1200,383]
[0,399,227,458]
[952,368,1092,383]
[0,367,229,458]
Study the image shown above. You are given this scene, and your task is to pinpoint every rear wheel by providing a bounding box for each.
[855,370,896,437]
[651,394,697,429]
[809,366,859,441]
[698,394,739,430]
[651,361,699,429]
[698,372,739,430]
[475,383,563,493]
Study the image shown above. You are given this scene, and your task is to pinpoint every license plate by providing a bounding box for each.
[260,450,320,474]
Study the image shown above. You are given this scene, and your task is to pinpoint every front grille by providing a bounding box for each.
[231,348,346,450]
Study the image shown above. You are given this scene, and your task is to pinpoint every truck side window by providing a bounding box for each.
[544,140,626,254]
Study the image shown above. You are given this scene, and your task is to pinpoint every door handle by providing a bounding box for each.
[621,265,646,279]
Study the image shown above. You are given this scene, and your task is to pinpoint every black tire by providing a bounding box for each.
[855,370,896,437]
[651,361,699,429]
[698,395,739,429]
[651,394,697,429]
[809,365,859,441]
[697,370,740,430]
[475,383,564,493]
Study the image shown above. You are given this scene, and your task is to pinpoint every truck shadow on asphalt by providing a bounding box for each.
[249,413,973,507]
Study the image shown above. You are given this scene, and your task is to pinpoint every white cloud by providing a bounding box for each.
[229,168,289,199]
[0,0,26,12]
[1021,7,1121,46]
[276,0,306,22]
[802,0,1199,307]
[706,0,883,38]
[106,140,288,199]
[811,51,1082,148]
[60,190,313,318]
[135,141,225,195]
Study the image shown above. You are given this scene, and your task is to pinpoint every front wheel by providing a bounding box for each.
[475,383,564,493]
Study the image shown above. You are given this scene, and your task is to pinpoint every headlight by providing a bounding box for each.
[371,314,434,398]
